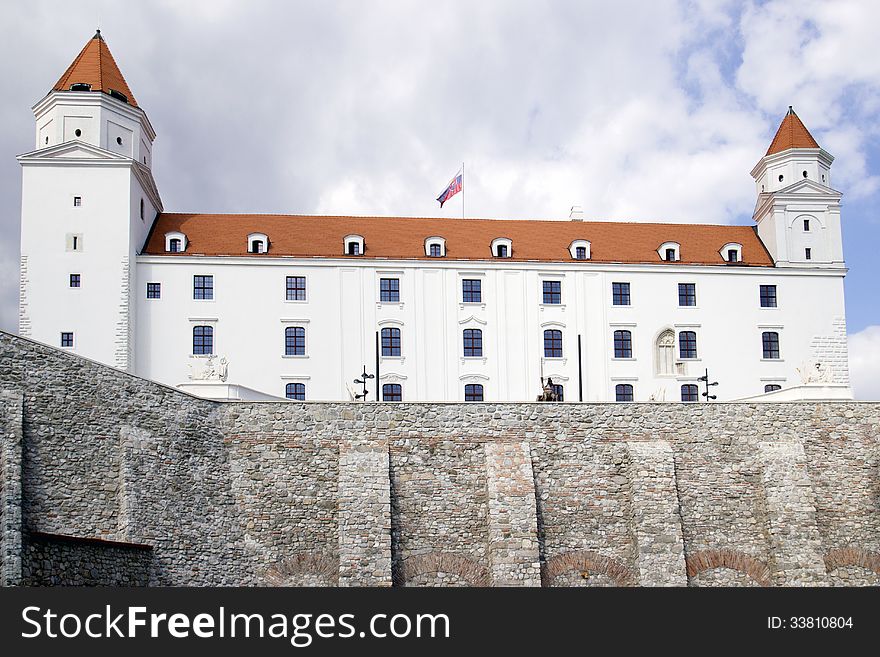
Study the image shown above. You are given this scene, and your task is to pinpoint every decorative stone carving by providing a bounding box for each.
[188,355,228,382]
[796,361,834,385]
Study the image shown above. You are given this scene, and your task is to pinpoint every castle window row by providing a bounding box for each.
[140,275,779,311]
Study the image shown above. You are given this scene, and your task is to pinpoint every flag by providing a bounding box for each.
[436,172,463,208]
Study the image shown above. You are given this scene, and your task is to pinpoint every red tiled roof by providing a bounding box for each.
[766,107,819,155]
[52,31,138,107]
[143,213,774,266]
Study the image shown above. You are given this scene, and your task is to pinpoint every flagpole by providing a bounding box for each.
[462,161,465,219]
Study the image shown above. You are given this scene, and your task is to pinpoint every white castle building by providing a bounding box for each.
[18,32,852,403]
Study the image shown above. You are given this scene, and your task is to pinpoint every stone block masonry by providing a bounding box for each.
[1,330,879,587]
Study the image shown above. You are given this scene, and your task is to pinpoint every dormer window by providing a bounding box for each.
[344,234,365,256]
[425,237,446,257]
[248,233,268,254]
[658,242,680,262]
[569,240,591,260]
[720,242,742,263]
[164,231,187,253]
[69,83,91,91]
[491,237,512,258]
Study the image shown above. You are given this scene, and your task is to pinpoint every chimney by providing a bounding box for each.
[569,205,584,221]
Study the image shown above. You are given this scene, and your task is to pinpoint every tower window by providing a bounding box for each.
[286,276,306,301]
[462,279,482,303]
[764,384,782,393]
[285,383,306,401]
[285,327,306,356]
[542,280,562,304]
[381,327,401,356]
[803,219,810,231]
[679,331,698,359]
[193,275,214,300]
[379,278,400,302]
[778,174,784,182]
[543,329,563,358]
[762,331,780,359]
[613,330,632,358]
[760,285,777,308]
[805,248,812,260]
[803,170,808,178]
[678,283,696,306]
[69,274,81,288]
[464,384,484,402]
[45,136,49,145]
[463,329,483,357]
[70,83,91,91]
[117,136,123,146]
[681,384,699,402]
[60,332,74,348]
[140,198,144,221]
[612,282,631,306]
[382,384,402,402]
[74,129,82,138]
[146,283,161,299]
[73,196,82,207]
[192,326,213,355]
[615,384,634,402]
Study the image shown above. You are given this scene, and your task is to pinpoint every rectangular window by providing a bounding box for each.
[542,280,562,304]
[193,275,214,300]
[575,246,587,260]
[192,326,213,355]
[678,283,696,306]
[382,383,402,401]
[803,219,810,231]
[429,244,442,257]
[348,242,360,255]
[613,330,632,358]
[805,247,812,260]
[286,276,306,301]
[285,327,306,356]
[679,331,698,359]
[762,331,780,359]
[462,279,482,303]
[764,384,782,393]
[728,249,739,262]
[665,248,677,261]
[463,329,483,357]
[380,278,400,302]
[760,285,777,308]
[69,274,81,288]
[73,196,82,207]
[60,332,74,348]
[381,327,401,356]
[681,384,699,402]
[615,384,634,402]
[543,329,563,358]
[146,282,161,299]
[464,384,484,401]
[551,384,564,402]
[612,282,630,306]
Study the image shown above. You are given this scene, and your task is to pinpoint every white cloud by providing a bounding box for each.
[849,325,880,400]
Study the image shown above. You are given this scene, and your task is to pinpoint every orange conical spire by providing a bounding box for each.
[51,30,138,107]
[766,106,819,155]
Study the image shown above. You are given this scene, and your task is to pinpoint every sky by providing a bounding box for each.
[0,0,878,397]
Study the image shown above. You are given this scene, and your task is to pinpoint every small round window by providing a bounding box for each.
[116,136,123,145]
[74,129,82,137]
[778,174,784,182]
[802,170,808,178]
[44,136,48,144]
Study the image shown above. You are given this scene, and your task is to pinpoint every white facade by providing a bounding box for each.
[18,38,852,403]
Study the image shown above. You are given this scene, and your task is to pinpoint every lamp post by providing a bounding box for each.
[353,365,375,402]
[698,368,718,401]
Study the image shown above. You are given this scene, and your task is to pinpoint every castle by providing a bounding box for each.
[18,32,851,403]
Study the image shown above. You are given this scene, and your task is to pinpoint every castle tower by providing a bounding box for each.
[750,107,843,268]
[18,31,162,371]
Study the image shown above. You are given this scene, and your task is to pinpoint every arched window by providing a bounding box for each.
[193,326,213,355]
[615,384,634,402]
[425,237,446,257]
[285,383,306,400]
[463,329,482,357]
[464,384,484,401]
[658,242,680,262]
[285,326,306,356]
[762,332,780,359]
[544,329,563,358]
[165,231,187,253]
[764,384,782,393]
[655,329,675,374]
[678,330,698,359]
[381,327,401,356]
[344,234,364,255]
[613,330,632,358]
[169,238,181,253]
[382,383,402,401]
[681,384,698,402]
[248,233,268,254]
[491,237,512,258]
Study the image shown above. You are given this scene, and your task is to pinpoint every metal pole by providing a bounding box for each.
[462,161,465,220]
